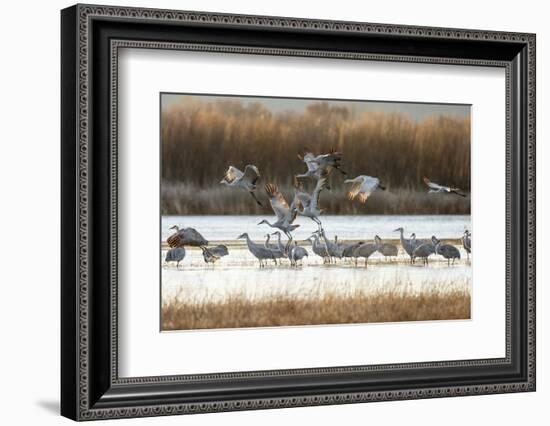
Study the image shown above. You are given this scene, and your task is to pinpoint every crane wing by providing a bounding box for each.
[450,188,466,197]
[223,166,243,183]
[294,190,311,209]
[167,227,208,247]
[182,228,208,246]
[210,245,229,257]
[265,183,290,221]
[346,177,363,201]
[166,232,182,248]
[243,164,260,185]
[302,152,318,172]
[315,150,342,167]
[423,177,442,190]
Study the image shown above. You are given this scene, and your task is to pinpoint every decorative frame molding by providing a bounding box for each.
[61,4,535,421]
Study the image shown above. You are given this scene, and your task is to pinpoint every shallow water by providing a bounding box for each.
[162,214,471,242]
[162,215,471,303]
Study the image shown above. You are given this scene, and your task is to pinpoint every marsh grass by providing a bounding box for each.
[161,284,470,330]
[161,99,470,215]
[161,182,470,215]
[162,100,470,189]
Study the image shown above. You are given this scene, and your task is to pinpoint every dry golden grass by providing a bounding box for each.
[161,99,470,215]
[161,182,470,215]
[162,286,470,331]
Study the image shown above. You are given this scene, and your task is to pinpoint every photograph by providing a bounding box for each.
[160,93,473,331]
[58,3,536,420]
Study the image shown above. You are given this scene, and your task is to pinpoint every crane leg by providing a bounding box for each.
[249,191,263,206]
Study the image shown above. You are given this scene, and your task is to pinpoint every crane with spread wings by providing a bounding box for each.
[344,175,386,203]
[295,148,346,187]
[166,225,208,248]
[258,183,300,239]
[423,177,466,197]
[220,164,263,205]
[294,176,328,231]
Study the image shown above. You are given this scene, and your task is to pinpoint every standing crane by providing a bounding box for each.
[393,227,417,263]
[307,233,331,263]
[237,233,276,268]
[462,230,472,260]
[270,231,290,257]
[352,241,378,267]
[288,241,308,267]
[318,229,341,263]
[432,236,461,265]
[374,235,398,260]
[200,246,221,265]
[264,233,284,263]
[411,240,435,266]
[164,247,186,269]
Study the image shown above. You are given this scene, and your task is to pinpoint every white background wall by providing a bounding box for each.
[0,0,546,424]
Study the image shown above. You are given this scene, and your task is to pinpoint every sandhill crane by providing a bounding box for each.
[220,164,263,205]
[344,175,385,203]
[208,245,229,257]
[164,247,186,268]
[432,236,461,265]
[410,233,430,252]
[264,233,284,263]
[411,240,435,266]
[167,225,208,247]
[307,234,331,263]
[318,229,340,262]
[295,148,346,183]
[270,231,290,257]
[341,241,364,261]
[295,152,324,181]
[393,227,417,263]
[462,230,472,260]
[332,235,345,259]
[312,150,346,174]
[258,183,299,239]
[294,176,328,230]
[423,177,466,197]
[374,235,398,259]
[352,242,378,267]
[288,241,308,267]
[410,233,428,245]
[237,233,276,268]
[200,246,221,264]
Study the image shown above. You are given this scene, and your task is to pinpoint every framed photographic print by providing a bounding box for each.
[61,4,536,421]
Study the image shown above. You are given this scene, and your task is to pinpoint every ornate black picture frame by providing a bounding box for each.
[61,4,536,421]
